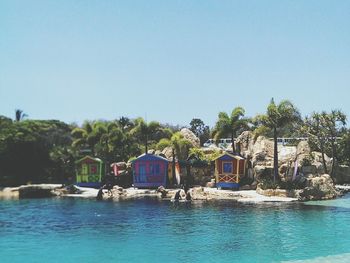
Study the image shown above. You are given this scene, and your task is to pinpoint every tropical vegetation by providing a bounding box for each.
[0,101,349,186]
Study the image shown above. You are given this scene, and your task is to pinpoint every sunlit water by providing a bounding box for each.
[1,195,350,263]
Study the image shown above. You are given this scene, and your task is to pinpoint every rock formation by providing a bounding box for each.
[298,174,338,201]
[180,128,200,148]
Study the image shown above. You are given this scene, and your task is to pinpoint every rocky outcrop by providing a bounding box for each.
[180,128,200,148]
[251,136,274,166]
[191,166,212,186]
[298,174,338,201]
[147,149,156,155]
[0,187,19,199]
[18,184,62,198]
[236,131,255,157]
[256,187,301,198]
[162,147,173,159]
[256,174,338,201]
[254,165,273,181]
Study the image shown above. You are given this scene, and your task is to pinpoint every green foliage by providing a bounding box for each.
[339,130,350,165]
[156,138,171,151]
[189,118,210,146]
[212,107,249,152]
[256,99,301,182]
[0,102,349,187]
[15,109,28,122]
[257,99,301,131]
[188,148,207,160]
[170,132,192,160]
[129,118,172,154]
[0,118,74,186]
[207,150,223,161]
[302,110,347,175]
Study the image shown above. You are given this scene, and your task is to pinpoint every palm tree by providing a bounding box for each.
[117,116,133,132]
[258,98,301,183]
[212,107,248,153]
[71,120,129,162]
[130,118,163,154]
[71,122,93,153]
[15,109,27,122]
[156,132,192,184]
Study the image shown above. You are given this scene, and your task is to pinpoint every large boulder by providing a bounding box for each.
[236,131,254,157]
[279,146,297,165]
[147,149,156,155]
[296,141,311,156]
[18,184,62,198]
[191,166,212,186]
[162,147,173,159]
[251,136,274,166]
[180,128,200,148]
[310,152,332,174]
[298,174,338,201]
[254,165,273,181]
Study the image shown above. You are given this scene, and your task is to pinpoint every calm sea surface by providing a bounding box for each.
[1,195,350,263]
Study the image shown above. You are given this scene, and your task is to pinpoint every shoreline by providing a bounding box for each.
[1,184,349,203]
[0,184,298,203]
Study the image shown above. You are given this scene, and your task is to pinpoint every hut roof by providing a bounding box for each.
[213,152,245,161]
[75,155,103,164]
[133,153,169,163]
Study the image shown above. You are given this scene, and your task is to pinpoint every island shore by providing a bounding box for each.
[0,184,297,203]
[1,184,349,203]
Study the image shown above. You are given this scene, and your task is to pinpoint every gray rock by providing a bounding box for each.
[18,184,62,198]
[162,147,173,159]
[191,166,212,186]
[251,136,274,166]
[236,131,254,157]
[254,165,273,181]
[147,149,156,155]
[301,165,317,175]
[180,128,200,148]
[298,174,338,201]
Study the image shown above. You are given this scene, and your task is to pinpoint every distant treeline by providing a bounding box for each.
[0,100,349,186]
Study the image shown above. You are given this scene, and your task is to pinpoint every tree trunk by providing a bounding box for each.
[185,162,191,191]
[330,139,336,177]
[172,148,176,185]
[273,127,279,183]
[319,139,328,174]
[231,132,236,153]
[145,133,148,154]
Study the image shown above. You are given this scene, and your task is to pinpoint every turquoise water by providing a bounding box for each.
[1,196,350,263]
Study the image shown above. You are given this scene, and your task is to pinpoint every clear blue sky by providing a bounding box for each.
[1,0,349,127]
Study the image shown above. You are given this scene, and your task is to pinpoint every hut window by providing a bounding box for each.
[223,162,233,174]
[90,164,97,174]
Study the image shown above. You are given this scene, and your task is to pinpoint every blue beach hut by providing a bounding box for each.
[132,154,169,188]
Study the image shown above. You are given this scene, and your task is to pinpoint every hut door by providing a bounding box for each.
[139,164,146,183]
